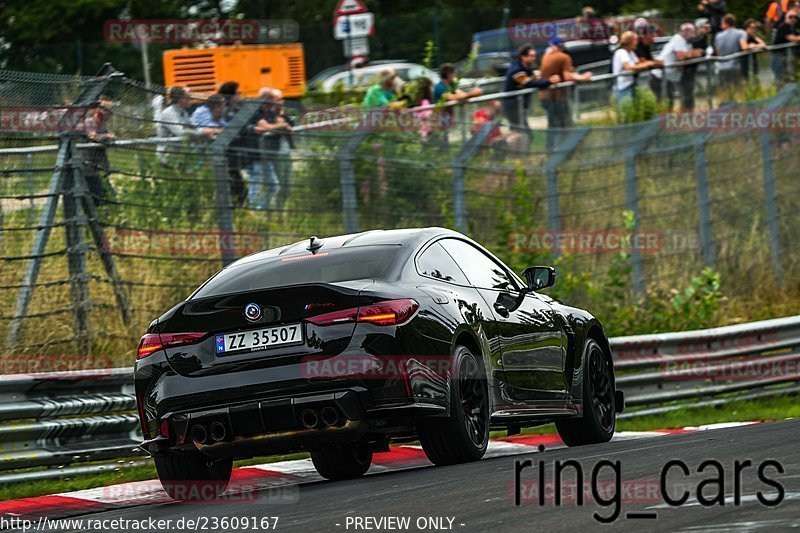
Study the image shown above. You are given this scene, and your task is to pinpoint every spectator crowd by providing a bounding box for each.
[150,81,295,210]
[360,2,800,148]
[80,1,800,206]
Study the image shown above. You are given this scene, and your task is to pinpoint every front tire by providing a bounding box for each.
[154,452,232,501]
[556,339,616,446]
[311,444,372,481]
[418,345,489,466]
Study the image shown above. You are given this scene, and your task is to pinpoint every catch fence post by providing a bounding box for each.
[450,120,498,233]
[543,127,589,257]
[622,119,661,298]
[758,83,796,286]
[63,137,91,354]
[5,65,117,349]
[693,132,716,270]
[337,125,373,234]
[209,99,262,266]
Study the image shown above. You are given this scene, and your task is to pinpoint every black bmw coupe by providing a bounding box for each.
[135,227,623,499]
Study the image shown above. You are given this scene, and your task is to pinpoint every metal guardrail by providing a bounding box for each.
[1,315,799,484]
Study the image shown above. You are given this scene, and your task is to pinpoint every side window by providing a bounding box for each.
[416,242,469,285]
[439,239,516,291]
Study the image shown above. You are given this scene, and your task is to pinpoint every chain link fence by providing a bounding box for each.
[1,63,799,365]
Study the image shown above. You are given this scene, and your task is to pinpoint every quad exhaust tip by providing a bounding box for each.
[190,424,207,444]
[320,407,340,427]
[300,409,320,429]
[209,421,227,442]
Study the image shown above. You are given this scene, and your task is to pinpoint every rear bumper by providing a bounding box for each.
[141,387,447,458]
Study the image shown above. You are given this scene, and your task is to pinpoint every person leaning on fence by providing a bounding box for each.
[191,93,227,129]
[771,8,800,85]
[218,81,248,207]
[156,86,219,166]
[248,88,294,210]
[502,45,560,143]
[655,23,702,111]
[714,14,747,95]
[538,36,591,152]
[612,31,656,116]
[433,63,483,131]
[679,18,711,112]
[362,68,405,109]
[82,95,116,206]
[740,19,767,80]
[240,88,279,211]
[264,90,294,210]
[634,18,666,99]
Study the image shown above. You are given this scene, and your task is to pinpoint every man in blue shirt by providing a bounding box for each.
[502,45,561,137]
[190,94,227,128]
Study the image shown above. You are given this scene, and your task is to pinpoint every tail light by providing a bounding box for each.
[307,299,419,327]
[136,332,207,359]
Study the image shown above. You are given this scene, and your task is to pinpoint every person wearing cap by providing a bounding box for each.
[82,95,115,205]
[538,36,591,151]
[362,68,405,109]
[680,18,712,111]
[254,88,295,210]
[156,86,219,166]
[242,88,286,210]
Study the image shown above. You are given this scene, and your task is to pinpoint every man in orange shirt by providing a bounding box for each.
[766,0,793,36]
[538,36,592,151]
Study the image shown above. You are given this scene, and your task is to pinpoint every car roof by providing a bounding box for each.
[231,227,461,267]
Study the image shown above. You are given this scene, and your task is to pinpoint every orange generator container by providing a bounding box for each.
[162,43,306,98]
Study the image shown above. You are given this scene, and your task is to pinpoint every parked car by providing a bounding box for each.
[308,61,439,92]
[135,228,623,500]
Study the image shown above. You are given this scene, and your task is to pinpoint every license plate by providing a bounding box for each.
[215,324,302,355]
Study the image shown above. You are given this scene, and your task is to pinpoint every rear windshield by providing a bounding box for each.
[191,245,401,299]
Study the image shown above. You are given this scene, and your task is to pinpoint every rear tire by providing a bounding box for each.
[556,339,616,446]
[311,444,372,481]
[154,452,232,501]
[418,345,489,466]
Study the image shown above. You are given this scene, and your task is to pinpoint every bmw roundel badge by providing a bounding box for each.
[244,303,262,322]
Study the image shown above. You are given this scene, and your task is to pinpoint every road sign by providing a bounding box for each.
[334,0,367,16]
[343,36,370,57]
[333,12,374,40]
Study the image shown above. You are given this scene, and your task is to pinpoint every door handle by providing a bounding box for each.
[493,301,509,317]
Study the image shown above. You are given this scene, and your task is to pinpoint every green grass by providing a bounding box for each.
[3,396,798,502]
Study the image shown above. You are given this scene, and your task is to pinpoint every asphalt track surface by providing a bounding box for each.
[23,419,800,533]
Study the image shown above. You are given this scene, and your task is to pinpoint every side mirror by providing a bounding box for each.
[521,266,556,291]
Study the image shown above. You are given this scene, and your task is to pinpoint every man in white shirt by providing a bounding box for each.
[656,23,703,110]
